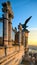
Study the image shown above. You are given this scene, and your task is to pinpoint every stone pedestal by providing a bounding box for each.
[22,30,29,61]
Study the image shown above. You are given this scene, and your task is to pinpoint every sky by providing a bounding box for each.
[0,0,37,46]
[28,29,37,46]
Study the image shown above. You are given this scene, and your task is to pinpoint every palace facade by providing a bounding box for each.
[0,1,29,65]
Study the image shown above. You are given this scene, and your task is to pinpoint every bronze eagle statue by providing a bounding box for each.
[22,16,32,29]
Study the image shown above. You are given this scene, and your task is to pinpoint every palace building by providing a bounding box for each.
[0,1,31,65]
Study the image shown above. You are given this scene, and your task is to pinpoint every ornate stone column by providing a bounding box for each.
[2,1,14,46]
[22,31,25,46]
[8,17,13,46]
[1,1,14,56]
[18,23,22,46]
[3,12,9,46]
[7,1,14,46]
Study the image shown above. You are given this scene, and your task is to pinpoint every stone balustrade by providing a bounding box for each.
[0,45,24,65]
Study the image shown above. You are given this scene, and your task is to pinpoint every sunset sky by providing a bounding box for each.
[0,0,37,46]
[28,28,37,46]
